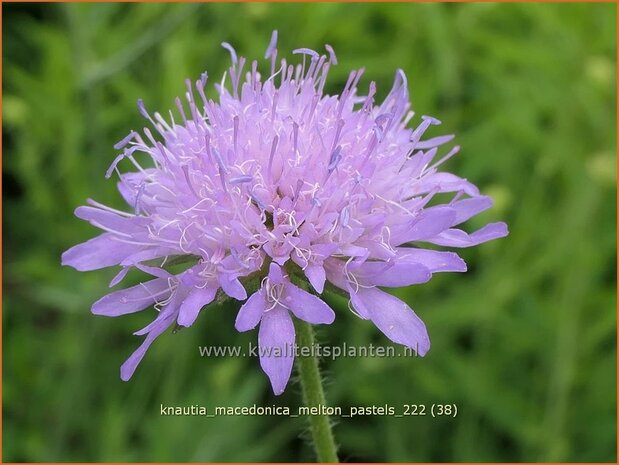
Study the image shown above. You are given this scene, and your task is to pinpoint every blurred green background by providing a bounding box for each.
[3,2,617,462]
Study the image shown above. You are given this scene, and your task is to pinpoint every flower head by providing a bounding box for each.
[63,32,507,394]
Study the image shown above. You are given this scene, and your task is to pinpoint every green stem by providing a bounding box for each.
[296,320,339,463]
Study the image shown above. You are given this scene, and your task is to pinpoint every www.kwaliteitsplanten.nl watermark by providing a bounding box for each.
[198,342,421,360]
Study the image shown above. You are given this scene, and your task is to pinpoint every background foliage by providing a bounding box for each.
[3,3,616,462]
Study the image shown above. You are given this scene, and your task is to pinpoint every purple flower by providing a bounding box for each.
[62,31,508,394]
[235,263,335,394]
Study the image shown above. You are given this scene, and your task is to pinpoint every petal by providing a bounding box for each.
[351,240,393,261]
[339,243,371,259]
[117,170,155,207]
[109,267,130,287]
[220,275,247,300]
[120,313,175,381]
[267,262,285,284]
[75,206,145,235]
[311,243,340,258]
[352,261,431,287]
[394,207,456,245]
[304,264,326,293]
[135,263,173,280]
[91,278,172,316]
[235,290,266,332]
[62,233,137,271]
[134,288,184,335]
[177,286,217,327]
[352,287,430,356]
[258,306,295,395]
[450,196,494,226]
[323,258,348,290]
[428,222,509,248]
[418,172,480,196]
[283,282,335,324]
[348,285,370,320]
[120,247,178,267]
[415,134,455,150]
[395,248,467,273]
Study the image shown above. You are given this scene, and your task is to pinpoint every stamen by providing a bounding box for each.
[137,99,151,120]
[306,54,321,81]
[230,248,251,270]
[265,280,287,311]
[325,44,337,65]
[114,131,138,150]
[327,145,342,172]
[218,166,227,192]
[142,127,158,148]
[375,113,393,127]
[199,71,208,89]
[233,115,239,154]
[340,207,350,227]
[185,78,201,123]
[292,122,299,163]
[267,135,279,181]
[104,145,142,179]
[427,145,460,171]
[212,148,229,173]
[217,71,228,96]
[303,93,320,125]
[196,72,209,107]
[264,29,278,61]
[134,181,146,215]
[309,55,326,82]
[331,119,345,151]
[347,299,364,319]
[182,165,199,197]
[181,198,214,214]
[342,69,358,95]
[271,90,279,121]
[249,189,267,210]
[156,142,171,164]
[167,109,177,128]
[175,97,188,125]
[221,42,238,66]
[343,258,360,293]
[293,178,304,200]
[316,63,331,94]
[230,175,253,184]
[450,190,465,204]
[105,153,127,179]
[361,131,378,165]
[293,47,320,60]
[155,112,173,133]
[230,57,246,98]
[294,62,303,83]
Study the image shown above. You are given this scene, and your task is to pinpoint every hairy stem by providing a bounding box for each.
[296,320,339,463]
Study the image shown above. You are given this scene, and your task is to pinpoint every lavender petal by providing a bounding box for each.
[352,287,430,356]
[258,306,295,395]
[428,222,509,248]
[235,290,266,332]
[283,282,335,324]
[91,278,172,316]
[62,233,138,271]
[177,286,218,327]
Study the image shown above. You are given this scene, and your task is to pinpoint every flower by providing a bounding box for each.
[235,263,335,395]
[62,31,508,394]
